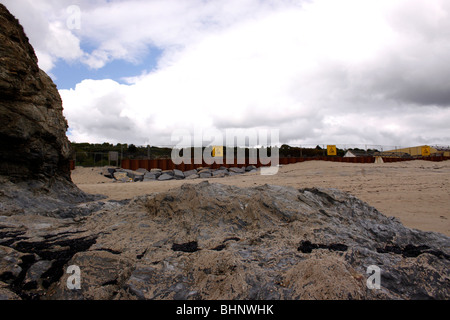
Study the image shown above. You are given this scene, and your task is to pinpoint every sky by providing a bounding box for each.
[2,0,450,148]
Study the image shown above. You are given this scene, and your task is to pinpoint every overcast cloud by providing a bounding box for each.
[2,0,450,148]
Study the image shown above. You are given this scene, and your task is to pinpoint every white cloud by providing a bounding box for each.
[1,0,87,72]
[3,0,450,147]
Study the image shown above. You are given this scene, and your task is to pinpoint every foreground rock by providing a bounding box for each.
[0,4,102,216]
[0,182,448,300]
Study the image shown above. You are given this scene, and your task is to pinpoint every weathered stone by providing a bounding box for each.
[0,282,20,300]
[47,250,133,300]
[128,171,144,182]
[197,168,211,174]
[229,167,245,174]
[185,174,199,180]
[136,168,148,174]
[143,172,159,181]
[113,172,128,180]
[173,169,185,180]
[158,173,174,181]
[101,168,116,179]
[23,260,53,288]
[0,245,23,281]
[183,169,198,177]
[116,169,144,182]
[199,172,211,178]
[150,168,162,173]
[212,169,228,177]
[245,165,257,171]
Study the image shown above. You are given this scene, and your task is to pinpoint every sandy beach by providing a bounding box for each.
[71,160,450,236]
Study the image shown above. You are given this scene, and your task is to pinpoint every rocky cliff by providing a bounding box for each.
[0,3,71,181]
[0,4,99,215]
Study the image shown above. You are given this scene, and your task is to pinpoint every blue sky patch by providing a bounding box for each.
[52,48,163,90]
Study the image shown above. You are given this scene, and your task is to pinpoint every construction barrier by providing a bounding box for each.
[119,155,450,170]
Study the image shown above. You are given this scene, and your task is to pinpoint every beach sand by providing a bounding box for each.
[71,160,450,236]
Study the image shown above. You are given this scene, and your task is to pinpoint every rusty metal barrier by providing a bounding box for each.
[118,155,448,171]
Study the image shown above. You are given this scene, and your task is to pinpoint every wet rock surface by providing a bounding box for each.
[0,182,448,300]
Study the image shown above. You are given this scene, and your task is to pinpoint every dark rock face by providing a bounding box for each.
[0,4,102,215]
[0,4,71,182]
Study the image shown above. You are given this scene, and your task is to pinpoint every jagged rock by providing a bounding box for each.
[0,4,71,181]
[185,174,199,180]
[0,182,448,300]
[23,260,53,290]
[245,165,257,172]
[46,250,133,300]
[104,182,448,300]
[0,282,20,300]
[0,245,23,281]
[0,4,103,216]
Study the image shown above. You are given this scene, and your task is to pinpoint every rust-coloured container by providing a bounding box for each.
[175,162,185,171]
[167,160,175,170]
[158,159,167,171]
[130,160,139,171]
[138,160,149,170]
[149,159,158,170]
[121,159,130,169]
